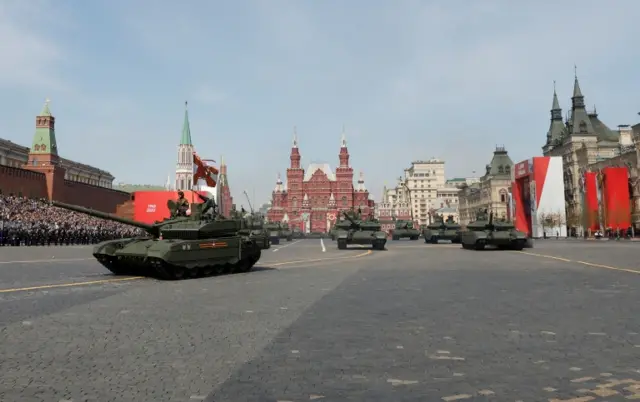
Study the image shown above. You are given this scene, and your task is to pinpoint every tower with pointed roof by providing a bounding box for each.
[27,99,59,166]
[175,101,195,191]
[25,99,66,200]
[217,156,234,217]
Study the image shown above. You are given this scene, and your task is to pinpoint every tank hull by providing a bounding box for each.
[337,231,386,250]
[423,228,462,244]
[460,231,529,251]
[391,229,420,241]
[92,235,262,280]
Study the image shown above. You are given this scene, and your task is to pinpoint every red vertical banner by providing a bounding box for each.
[512,178,530,236]
[602,167,631,230]
[583,172,599,231]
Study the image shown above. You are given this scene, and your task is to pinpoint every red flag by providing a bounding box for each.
[193,152,219,187]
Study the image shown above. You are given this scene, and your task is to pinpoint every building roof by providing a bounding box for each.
[181,101,192,145]
[436,207,457,213]
[303,163,336,181]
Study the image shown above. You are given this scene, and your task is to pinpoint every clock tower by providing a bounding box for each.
[25,99,65,200]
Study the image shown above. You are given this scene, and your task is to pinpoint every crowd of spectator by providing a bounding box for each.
[0,194,143,246]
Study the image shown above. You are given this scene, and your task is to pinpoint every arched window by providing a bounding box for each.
[292,197,298,208]
[341,196,347,206]
[498,165,504,174]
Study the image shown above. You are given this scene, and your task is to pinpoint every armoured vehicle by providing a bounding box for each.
[263,222,291,244]
[336,211,386,250]
[391,220,420,241]
[238,193,270,250]
[423,214,462,244]
[240,212,271,250]
[330,219,351,241]
[460,209,528,250]
[51,193,262,280]
[281,223,293,241]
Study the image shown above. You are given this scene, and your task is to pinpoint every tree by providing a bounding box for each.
[538,212,551,232]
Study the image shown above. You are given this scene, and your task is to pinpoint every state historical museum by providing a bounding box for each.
[267,134,374,233]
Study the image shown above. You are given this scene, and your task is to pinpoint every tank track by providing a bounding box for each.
[461,239,525,251]
[93,250,262,280]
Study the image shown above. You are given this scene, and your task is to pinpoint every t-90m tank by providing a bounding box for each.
[237,211,271,250]
[51,193,262,280]
[263,222,291,245]
[460,209,528,250]
[330,219,351,241]
[391,220,420,241]
[280,223,293,241]
[423,214,462,244]
[336,211,386,250]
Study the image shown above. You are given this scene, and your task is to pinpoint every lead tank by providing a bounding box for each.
[51,194,262,280]
[391,220,420,241]
[460,209,528,250]
[336,211,386,250]
[423,214,462,244]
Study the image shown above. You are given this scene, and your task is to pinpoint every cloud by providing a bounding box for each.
[384,1,640,114]
[0,0,71,92]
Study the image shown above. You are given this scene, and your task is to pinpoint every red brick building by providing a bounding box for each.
[0,101,130,212]
[217,157,234,217]
[267,134,373,233]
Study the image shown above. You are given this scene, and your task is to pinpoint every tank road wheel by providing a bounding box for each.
[474,241,485,251]
[287,236,293,241]
[431,236,438,244]
[337,239,347,250]
[392,236,399,241]
[373,241,385,250]
[410,236,419,240]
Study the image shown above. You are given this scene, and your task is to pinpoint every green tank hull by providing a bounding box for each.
[93,236,262,280]
[422,228,462,244]
[391,228,420,240]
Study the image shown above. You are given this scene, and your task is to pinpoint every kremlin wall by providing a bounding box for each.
[0,101,234,219]
[0,101,130,213]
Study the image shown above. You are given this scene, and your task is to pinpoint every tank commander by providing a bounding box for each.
[174,191,190,217]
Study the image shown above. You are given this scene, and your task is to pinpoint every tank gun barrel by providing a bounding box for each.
[51,201,157,235]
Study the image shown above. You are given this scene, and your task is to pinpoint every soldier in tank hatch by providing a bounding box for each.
[174,191,190,217]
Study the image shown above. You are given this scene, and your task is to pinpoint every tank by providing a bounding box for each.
[51,194,262,280]
[391,220,420,241]
[238,212,271,250]
[264,222,285,245]
[460,208,529,251]
[423,214,462,244]
[330,219,351,241]
[280,223,293,241]
[336,211,386,250]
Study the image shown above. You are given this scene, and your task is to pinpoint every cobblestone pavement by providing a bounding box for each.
[1,240,639,402]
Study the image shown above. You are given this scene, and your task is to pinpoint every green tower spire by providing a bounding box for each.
[31,98,59,155]
[180,101,193,145]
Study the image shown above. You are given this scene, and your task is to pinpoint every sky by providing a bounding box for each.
[1,0,639,207]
